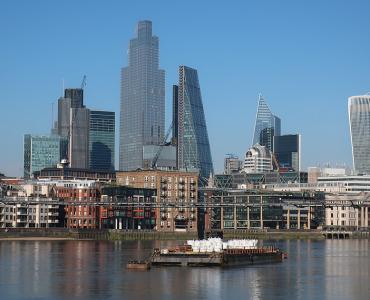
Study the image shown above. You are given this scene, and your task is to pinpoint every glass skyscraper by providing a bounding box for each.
[348,95,370,174]
[119,20,165,171]
[89,110,115,171]
[173,66,213,181]
[273,134,301,171]
[252,94,281,151]
[24,135,61,178]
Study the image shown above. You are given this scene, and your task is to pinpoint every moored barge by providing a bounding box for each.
[151,238,284,267]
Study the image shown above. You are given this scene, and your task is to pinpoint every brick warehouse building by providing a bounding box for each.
[54,180,100,229]
[116,170,198,232]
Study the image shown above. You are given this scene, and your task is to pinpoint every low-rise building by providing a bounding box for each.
[202,188,325,232]
[0,197,61,228]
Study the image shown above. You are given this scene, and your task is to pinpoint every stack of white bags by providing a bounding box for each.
[186,238,258,253]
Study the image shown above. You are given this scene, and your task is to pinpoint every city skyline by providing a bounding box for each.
[1,0,370,176]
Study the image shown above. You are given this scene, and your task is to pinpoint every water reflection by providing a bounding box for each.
[0,239,369,299]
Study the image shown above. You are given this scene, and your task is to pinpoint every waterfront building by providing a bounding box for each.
[252,94,281,152]
[116,170,198,232]
[348,95,370,174]
[202,188,324,231]
[100,186,157,230]
[224,155,242,174]
[24,134,62,179]
[89,110,115,171]
[119,20,165,171]
[173,66,213,181]
[273,134,301,171]
[242,144,272,173]
[54,180,99,229]
[0,197,61,228]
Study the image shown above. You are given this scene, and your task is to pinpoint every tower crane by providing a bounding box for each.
[151,123,173,169]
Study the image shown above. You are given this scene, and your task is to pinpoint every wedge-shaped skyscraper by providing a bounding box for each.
[119,21,165,171]
[173,66,213,180]
[252,94,281,152]
[348,95,370,174]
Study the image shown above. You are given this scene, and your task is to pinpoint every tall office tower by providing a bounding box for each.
[273,134,301,171]
[89,110,115,170]
[252,94,281,152]
[24,134,61,178]
[173,66,214,180]
[57,88,90,168]
[65,88,83,108]
[119,20,165,171]
[69,107,90,168]
[348,95,370,174]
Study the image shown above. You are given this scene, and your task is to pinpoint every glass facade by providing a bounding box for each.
[24,135,61,178]
[252,94,281,151]
[89,110,115,171]
[349,95,370,174]
[273,134,301,171]
[119,20,165,171]
[175,66,214,181]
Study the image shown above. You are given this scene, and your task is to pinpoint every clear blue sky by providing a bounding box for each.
[1,0,370,176]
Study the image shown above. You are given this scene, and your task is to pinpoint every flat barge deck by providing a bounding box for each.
[151,247,283,267]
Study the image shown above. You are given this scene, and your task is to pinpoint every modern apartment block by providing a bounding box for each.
[89,110,115,170]
[100,186,157,230]
[0,197,61,228]
[273,134,301,171]
[116,169,198,232]
[173,66,213,181]
[348,95,370,174]
[253,94,281,152]
[119,20,165,171]
[24,134,62,179]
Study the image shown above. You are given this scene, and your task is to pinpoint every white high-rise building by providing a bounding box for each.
[348,95,370,174]
[242,144,272,173]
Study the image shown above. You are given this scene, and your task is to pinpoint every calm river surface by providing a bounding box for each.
[0,239,369,300]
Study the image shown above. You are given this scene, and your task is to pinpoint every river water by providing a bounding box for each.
[0,239,369,300]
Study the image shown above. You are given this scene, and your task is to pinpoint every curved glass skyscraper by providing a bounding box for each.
[173,66,213,181]
[348,95,370,174]
[119,21,165,171]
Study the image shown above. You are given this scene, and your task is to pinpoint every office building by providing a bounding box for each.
[173,66,213,181]
[57,89,90,168]
[24,135,62,179]
[119,20,165,171]
[242,144,272,173]
[252,94,281,152]
[224,155,242,174]
[89,110,115,170]
[348,95,370,174]
[273,134,301,171]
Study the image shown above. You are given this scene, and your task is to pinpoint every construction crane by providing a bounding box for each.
[151,123,173,169]
[81,75,87,90]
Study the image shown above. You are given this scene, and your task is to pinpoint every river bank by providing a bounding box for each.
[0,228,330,241]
